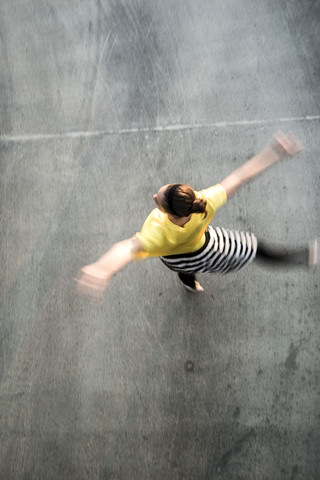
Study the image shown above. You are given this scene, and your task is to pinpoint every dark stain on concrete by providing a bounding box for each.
[184,360,194,373]
[284,343,299,371]
[215,428,256,474]
[290,464,298,480]
[232,406,240,419]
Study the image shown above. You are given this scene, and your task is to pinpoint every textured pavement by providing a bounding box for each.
[0,1,319,479]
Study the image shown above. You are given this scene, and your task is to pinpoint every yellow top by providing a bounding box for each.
[133,184,227,260]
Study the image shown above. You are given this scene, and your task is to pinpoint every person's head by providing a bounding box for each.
[153,183,207,218]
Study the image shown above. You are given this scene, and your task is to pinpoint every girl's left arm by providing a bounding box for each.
[220,131,303,199]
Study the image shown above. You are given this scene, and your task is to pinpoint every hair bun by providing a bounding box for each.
[191,197,207,215]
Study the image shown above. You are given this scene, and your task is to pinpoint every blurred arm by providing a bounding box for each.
[220,131,303,198]
[75,236,143,301]
[95,236,143,274]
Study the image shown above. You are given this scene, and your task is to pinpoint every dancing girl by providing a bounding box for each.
[75,131,319,301]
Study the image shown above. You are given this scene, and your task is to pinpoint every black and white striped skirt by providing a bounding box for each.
[160,226,258,274]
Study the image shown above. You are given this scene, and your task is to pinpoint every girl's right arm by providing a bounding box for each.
[75,236,143,301]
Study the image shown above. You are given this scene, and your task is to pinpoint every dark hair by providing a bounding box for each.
[164,184,207,218]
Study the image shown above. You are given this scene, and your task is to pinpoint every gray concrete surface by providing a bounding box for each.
[0,0,319,479]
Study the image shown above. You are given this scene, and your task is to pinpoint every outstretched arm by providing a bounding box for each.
[220,131,303,198]
[75,236,143,302]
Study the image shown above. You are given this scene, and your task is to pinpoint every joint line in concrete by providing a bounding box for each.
[1,115,320,143]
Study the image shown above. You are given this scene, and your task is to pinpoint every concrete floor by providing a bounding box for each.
[0,0,319,479]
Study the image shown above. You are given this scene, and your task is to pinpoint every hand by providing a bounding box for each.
[74,263,112,303]
[270,130,303,157]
